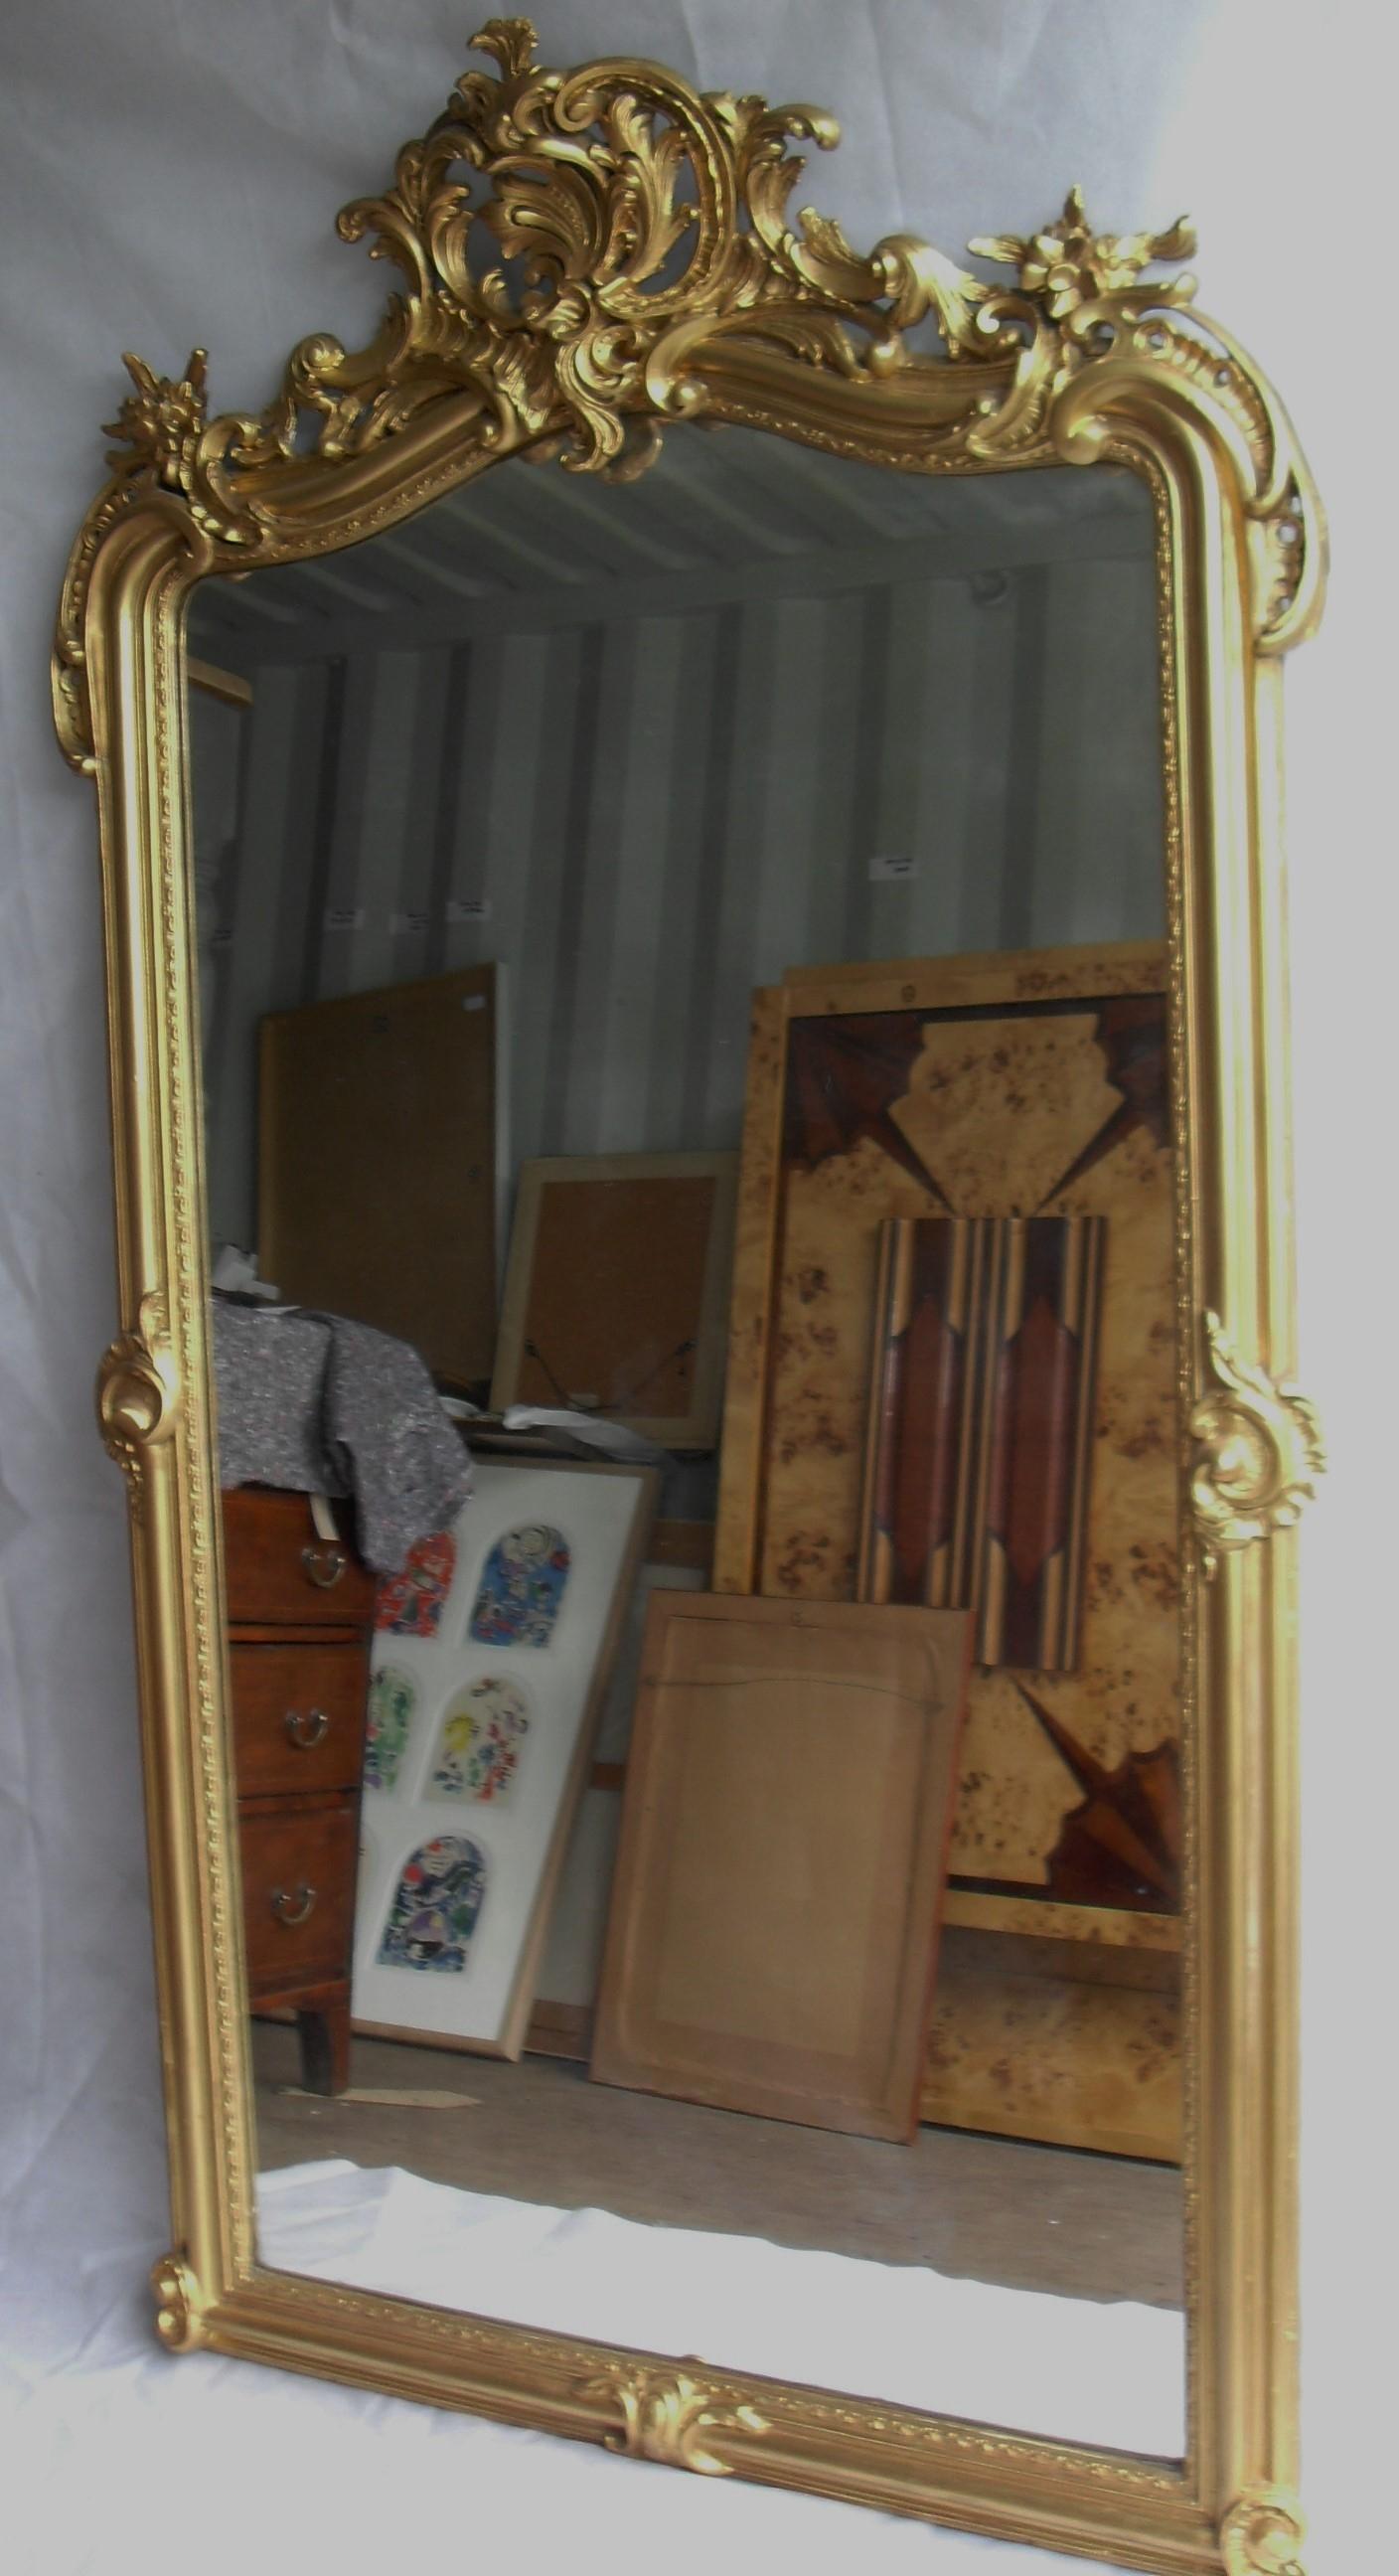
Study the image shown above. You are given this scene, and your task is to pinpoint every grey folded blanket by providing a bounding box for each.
[212,1296,473,1573]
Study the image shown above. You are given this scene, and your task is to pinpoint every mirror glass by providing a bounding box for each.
[189,424,1184,2458]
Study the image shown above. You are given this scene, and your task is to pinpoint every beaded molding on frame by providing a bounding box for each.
[53,12,1321,775]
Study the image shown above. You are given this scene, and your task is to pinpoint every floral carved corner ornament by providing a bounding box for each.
[970,185,1197,319]
[55,15,1321,769]
[1190,1312,1324,1576]
[577,2364,768,2476]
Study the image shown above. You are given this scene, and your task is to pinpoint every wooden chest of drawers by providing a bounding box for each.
[223,1488,377,2095]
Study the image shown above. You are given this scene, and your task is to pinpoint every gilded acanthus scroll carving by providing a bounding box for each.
[576,2365,768,2475]
[1189,1311,1324,1575]
[53,15,1321,771]
[95,1291,179,1519]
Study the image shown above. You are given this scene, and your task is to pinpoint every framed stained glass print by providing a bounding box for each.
[375,1530,457,1639]
[377,1836,489,1973]
[428,1677,532,1805]
[352,1458,657,2057]
[365,1666,416,1792]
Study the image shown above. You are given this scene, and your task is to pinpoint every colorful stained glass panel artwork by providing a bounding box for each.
[375,1530,456,1638]
[429,1677,531,1804]
[468,1524,570,1648]
[365,1665,414,1791]
[377,1835,487,1973]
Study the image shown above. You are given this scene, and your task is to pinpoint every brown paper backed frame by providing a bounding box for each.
[258,963,503,1389]
[491,1152,738,1447]
[54,20,1324,2571]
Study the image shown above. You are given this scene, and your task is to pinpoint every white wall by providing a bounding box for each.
[1,5,1386,2570]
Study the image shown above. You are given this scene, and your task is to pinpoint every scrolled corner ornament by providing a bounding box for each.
[95,1293,180,1519]
[150,2254,205,2353]
[577,2363,769,2476]
[1219,2490,1307,2576]
[1189,1311,1324,1576]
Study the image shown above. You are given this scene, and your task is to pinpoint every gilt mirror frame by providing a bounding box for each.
[53,21,1325,2573]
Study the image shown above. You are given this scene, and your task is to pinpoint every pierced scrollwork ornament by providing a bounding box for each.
[1190,1310,1324,1575]
[577,2363,768,2475]
[54,13,1322,773]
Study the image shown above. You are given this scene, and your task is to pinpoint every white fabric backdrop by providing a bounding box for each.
[1,5,1389,2572]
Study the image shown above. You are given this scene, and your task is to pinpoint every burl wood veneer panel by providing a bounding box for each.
[922,1927,1182,2165]
[721,945,1180,1907]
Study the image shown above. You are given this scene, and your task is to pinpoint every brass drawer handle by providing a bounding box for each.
[283,1706,329,1750]
[301,1541,347,1589]
[270,1884,318,1928]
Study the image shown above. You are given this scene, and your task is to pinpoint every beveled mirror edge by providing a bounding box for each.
[55,21,1323,2574]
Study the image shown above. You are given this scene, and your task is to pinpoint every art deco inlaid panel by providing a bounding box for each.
[741,950,1177,1905]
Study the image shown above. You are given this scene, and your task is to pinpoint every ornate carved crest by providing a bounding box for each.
[1190,1311,1324,1574]
[54,14,1321,771]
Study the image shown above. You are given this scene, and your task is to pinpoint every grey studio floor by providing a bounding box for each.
[251,2023,1183,2310]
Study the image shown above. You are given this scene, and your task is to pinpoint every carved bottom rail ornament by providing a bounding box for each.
[1219,2491,1307,2576]
[577,2364,769,2475]
[1189,1312,1324,1575]
[150,2254,205,2352]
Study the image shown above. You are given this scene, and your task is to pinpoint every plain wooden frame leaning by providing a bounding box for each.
[590,1592,972,2142]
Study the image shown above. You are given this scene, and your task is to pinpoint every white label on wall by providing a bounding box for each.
[323,905,368,930]
[446,895,492,923]
[868,852,917,882]
[390,910,430,934]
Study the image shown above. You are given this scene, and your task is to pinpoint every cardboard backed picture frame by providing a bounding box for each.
[258,963,507,1390]
[590,1592,972,2142]
[491,1152,738,1450]
[352,1456,658,2060]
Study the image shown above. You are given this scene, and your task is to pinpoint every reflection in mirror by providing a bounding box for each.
[191,426,1183,2457]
